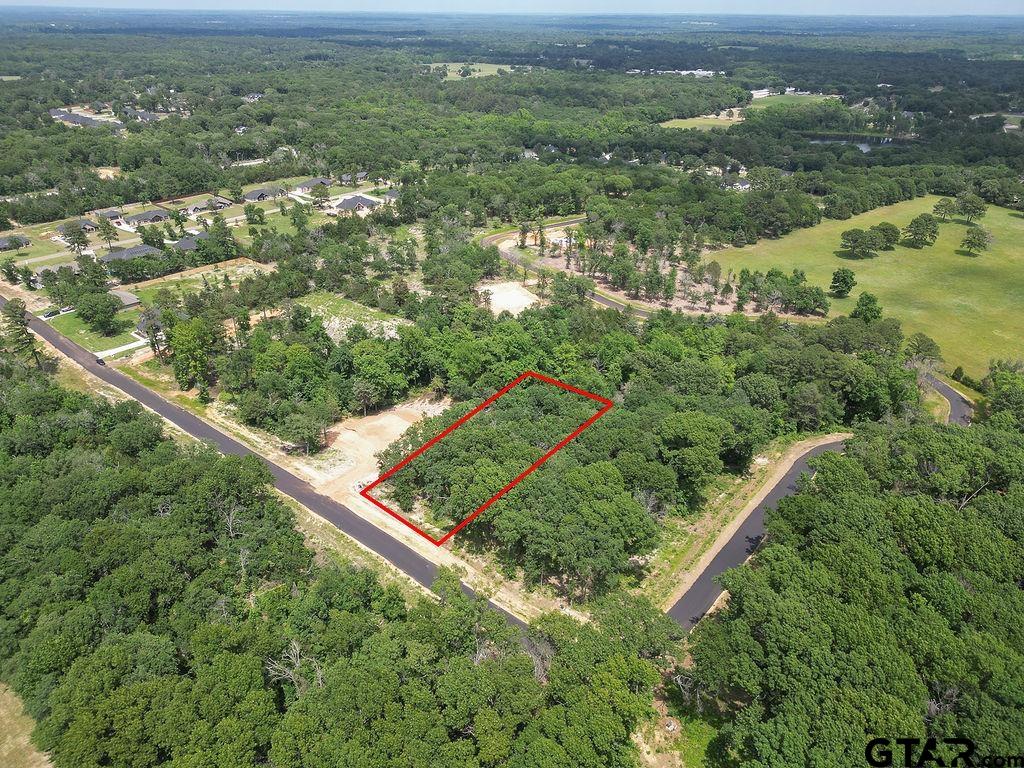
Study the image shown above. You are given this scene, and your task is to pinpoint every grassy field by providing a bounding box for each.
[710,195,1024,376]
[0,685,50,768]
[660,115,743,130]
[433,62,517,80]
[747,93,834,109]
[48,308,142,352]
[298,291,401,325]
[128,260,273,306]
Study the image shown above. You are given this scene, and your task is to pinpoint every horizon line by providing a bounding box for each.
[3,5,1024,17]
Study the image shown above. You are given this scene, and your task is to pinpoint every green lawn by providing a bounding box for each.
[433,62,518,80]
[711,195,1024,376]
[660,115,743,130]
[130,262,271,306]
[298,291,400,325]
[48,308,143,353]
[746,93,834,109]
[655,688,726,768]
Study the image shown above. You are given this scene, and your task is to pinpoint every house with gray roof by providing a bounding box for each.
[336,194,380,212]
[59,219,98,234]
[0,235,30,251]
[181,196,233,216]
[124,209,170,227]
[340,171,368,185]
[243,188,274,202]
[100,244,163,263]
[294,177,332,194]
[33,260,80,277]
[173,231,209,253]
[123,108,159,123]
[110,289,141,308]
[49,108,123,129]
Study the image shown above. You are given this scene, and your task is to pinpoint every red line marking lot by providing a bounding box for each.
[359,371,613,546]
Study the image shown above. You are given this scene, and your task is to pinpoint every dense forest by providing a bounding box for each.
[684,364,1024,765]
[0,360,680,767]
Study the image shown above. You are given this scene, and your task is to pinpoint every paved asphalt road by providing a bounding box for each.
[0,295,533,624]
[665,440,845,630]
[923,372,973,425]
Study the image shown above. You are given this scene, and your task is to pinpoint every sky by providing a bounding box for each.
[9,0,1024,14]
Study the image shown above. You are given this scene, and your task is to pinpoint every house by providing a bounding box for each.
[59,219,98,235]
[173,231,209,252]
[294,177,332,194]
[234,126,248,135]
[110,289,141,308]
[96,209,122,221]
[0,235,30,251]
[521,149,538,160]
[49,108,123,129]
[181,196,233,216]
[33,260,80,279]
[384,189,401,202]
[123,108,159,123]
[124,209,170,227]
[336,194,380,213]
[243,92,264,103]
[100,244,163,263]
[339,171,368,185]
[243,188,274,202]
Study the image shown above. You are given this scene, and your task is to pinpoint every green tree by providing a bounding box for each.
[902,213,939,247]
[869,221,901,249]
[76,292,122,335]
[1,298,43,368]
[243,204,266,226]
[906,331,942,363]
[955,192,987,223]
[139,224,165,248]
[839,228,878,258]
[0,256,16,283]
[961,226,991,255]
[850,291,882,322]
[64,225,89,255]
[97,217,120,249]
[932,197,958,221]
[311,185,330,209]
[829,267,857,297]
[170,317,216,389]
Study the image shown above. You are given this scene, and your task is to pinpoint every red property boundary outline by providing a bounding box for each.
[359,371,613,546]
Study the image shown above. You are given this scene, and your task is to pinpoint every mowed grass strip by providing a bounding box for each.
[48,308,143,353]
[710,195,1024,377]
[745,93,834,109]
[660,115,743,130]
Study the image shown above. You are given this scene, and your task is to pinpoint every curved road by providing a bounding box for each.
[666,440,844,630]
[923,372,973,425]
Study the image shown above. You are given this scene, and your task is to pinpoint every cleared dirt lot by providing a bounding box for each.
[0,684,50,768]
[479,280,539,315]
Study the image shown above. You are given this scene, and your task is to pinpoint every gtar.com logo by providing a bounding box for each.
[866,738,1024,768]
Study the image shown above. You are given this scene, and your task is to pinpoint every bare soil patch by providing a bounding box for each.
[0,684,51,768]
[478,280,539,315]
